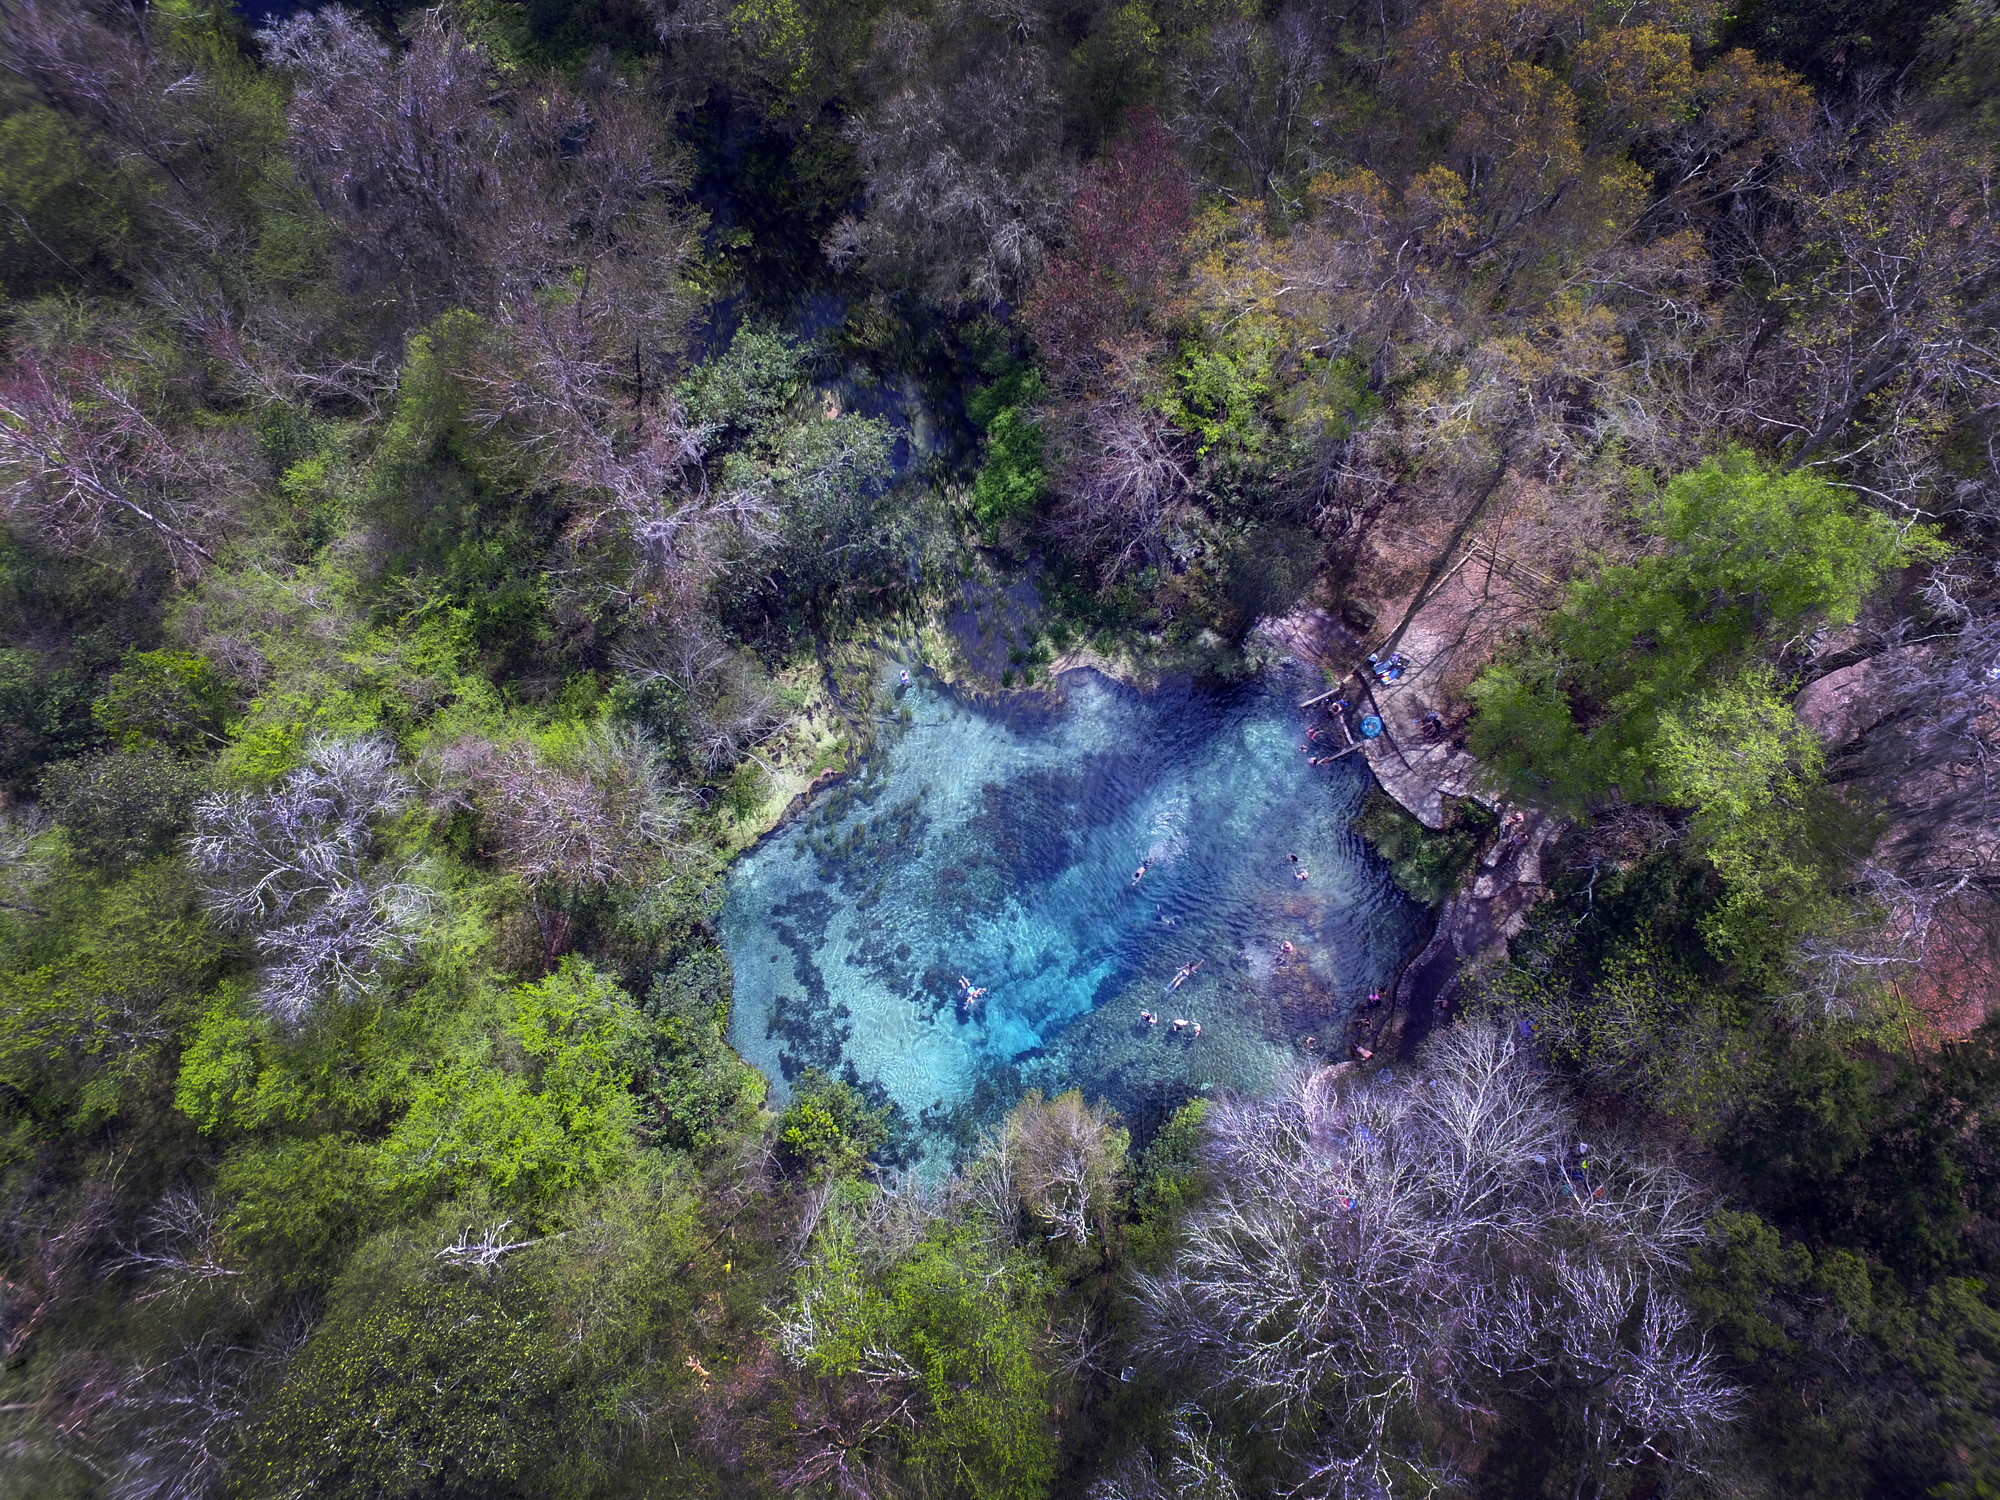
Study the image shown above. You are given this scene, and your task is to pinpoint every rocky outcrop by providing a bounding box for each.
[1358,702,1487,829]
[1258,599,1571,1062]
[1380,808,1565,1058]
[1794,645,1931,748]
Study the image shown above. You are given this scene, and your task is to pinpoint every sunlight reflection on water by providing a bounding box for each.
[722,663,1427,1165]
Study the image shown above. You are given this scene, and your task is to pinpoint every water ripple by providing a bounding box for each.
[723,662,1427,1165]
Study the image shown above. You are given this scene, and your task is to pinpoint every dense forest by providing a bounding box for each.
[0,0,1996,1496]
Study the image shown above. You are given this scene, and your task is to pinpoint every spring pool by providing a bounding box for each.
[722,663,1427,1165]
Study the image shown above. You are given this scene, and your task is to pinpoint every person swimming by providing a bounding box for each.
[1294,868,1310,881]
[1190,1022,1202,1038]
[1166,959,1203,992]
[1131,862,1148,885]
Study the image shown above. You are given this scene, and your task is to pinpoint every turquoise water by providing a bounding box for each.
[722,664,1427,1165]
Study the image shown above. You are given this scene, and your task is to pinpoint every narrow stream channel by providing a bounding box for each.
[723,661,1428,1166]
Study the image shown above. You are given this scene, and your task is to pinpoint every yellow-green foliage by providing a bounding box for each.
[790,1215,1058,1500]
[0,862,225,1137]
[91,649,231,751]
[376,959,645,1224]
[1657,670,1839,976]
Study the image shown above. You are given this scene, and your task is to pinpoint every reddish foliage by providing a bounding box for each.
[1024,109,1192,384]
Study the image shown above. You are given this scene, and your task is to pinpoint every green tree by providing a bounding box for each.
[1656,671,1843,975]
[0,862,224,1137]
[237,1225,600,1500]
[640,949,761,1152]
[1469,449,1933,813]
[967,344,1049,533]
[782,1219,1057,1500]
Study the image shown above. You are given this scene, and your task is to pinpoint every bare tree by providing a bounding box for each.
[1547,1255,1742,1498]
[0,356,237,577]
[0,1178,116,1364]
[1757,124,2000,513]
[107,1329,303,1500]
[1130,1021,1732,1496]
[189,737,427,1024]
[614,621,789,772]
[832,9,1076,307]
[434,1221,565,1276]
[1168,10,1328,195]
[112,1191,243,1307]
[254,7,700,380]
[0,0,276,272]
[0,804,52,916]
[421,724,690,891]
[1001,1088,1125,1247]
[1049,399,1199,587]
[1785,612,2000,1034]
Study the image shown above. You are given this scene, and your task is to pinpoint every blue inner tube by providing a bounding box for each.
[1359,715,1384,738]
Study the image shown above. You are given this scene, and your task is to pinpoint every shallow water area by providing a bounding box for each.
[723,663,1427,1167]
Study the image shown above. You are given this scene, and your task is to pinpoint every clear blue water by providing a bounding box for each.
[723,663,1427,1165]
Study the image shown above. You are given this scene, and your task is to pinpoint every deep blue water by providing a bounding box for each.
[723,663,1427,1165]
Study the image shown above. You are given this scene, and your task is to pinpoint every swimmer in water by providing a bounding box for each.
[1295,868,1310,881]
[1145,1011,1158,1026]
[1132,863,1148,885]
[1171,1018,1187,1033]
[900,670,910,685]
[1191,1022,1201,1038]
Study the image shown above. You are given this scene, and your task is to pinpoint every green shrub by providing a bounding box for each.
[40,747,205,872]
[1354,790,1496,906]
[640,949,760,1151]
[91,649,230,751]
[775,1066,892,1175]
